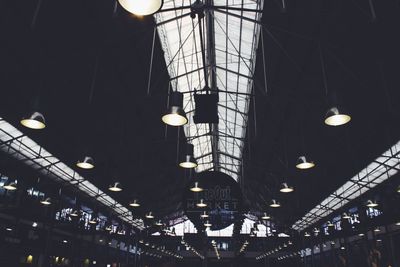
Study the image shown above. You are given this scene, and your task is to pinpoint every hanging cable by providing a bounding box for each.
[147,27,157,96]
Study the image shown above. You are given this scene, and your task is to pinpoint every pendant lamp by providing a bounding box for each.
[280,183,294,193]
[108,182,123,192]
[270,199,281,208]
[180,143,197,168]
[118,0,163,16]
[296,156,315,169]
[21,111,46,130]
[3,180,17,191]
[162,91,188,126]
[40,197,52,205]
[129,199,140,207]
[261,213,271,220]
[324,107,351,126]
[196,199,207,208]
[190,181,203,192]
[76,156,95,169]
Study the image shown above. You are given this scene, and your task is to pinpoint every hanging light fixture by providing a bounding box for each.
[76,156,95,169]
[324,107,351,126]
[40,197,52,205]
[20,111,46,130]
[200,211,209,218]
[145,212,154,219]
[162,91,188,126]
[280,183,294,193]
[397,185,400,193]
[204,221,212,227]
[327,221,334,227]
[118,0,163,16]
[2,180,17,191]
[155,220,163,226]
[179,143,197,169]
[108,182,123,192]
[70,209,80,218]
[190,181,203,192]
[373,227,381,232]
[196,199,207,208]
[129,199,140,207]
[89,213,98,225]
[304,232,311,237]
[295,156,315,169]
[261,213,271,220]
[366,200,379,208]
[342,212,351,219]
[270,199,281,208]
[105,221,113,231]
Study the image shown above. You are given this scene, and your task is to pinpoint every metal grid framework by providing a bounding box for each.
[292,141,400,231]
[0,117,144,230]
[167,218,266,237]
[155,0,264,180]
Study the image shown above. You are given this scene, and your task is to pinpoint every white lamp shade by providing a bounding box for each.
[118,0,163,16]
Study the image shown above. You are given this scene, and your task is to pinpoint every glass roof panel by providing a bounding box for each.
[156,0,264,181]
[292,140,400,231]
[0,118,143,229]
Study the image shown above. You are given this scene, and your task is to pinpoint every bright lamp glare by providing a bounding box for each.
[76,162,94,169]
[162,114,187,126]
[118,0,163,16]
[40,198,52,205]
[179,161,197,169]
[296,162,315,169]
[20,111,46,129]
[190,182,203,192]
[325,114,351,126]
[20,119,46,129]
[3,184,17,191]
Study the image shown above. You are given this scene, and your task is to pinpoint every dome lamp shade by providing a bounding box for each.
[129,199,140,207]
[280,183,294,193]
[40,197,52,205]
[204,221,212,227]
[324,107,351,126]
[162,92,188,126]
[366,200,379,208]
[118,0,163,16]
[76,156,95,169]
[2,180,17,191]
[190,181,203,192]
[200,211,209,218]
[261,213,271,220]
[20,111,46,130]
[179,143,197,168]
[269,199,281,208]
[196,199,207,208]
[108,182,123,192]
[296,156,315,169]
[145,212,154,219]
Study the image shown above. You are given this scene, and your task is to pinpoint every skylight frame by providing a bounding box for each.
[0,118,144,229]
[292,141,400,231]
[155,0,264,181]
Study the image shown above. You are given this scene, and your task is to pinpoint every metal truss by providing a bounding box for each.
[0,118,144,230]
[155,0,264,181]
[292,140,400,231]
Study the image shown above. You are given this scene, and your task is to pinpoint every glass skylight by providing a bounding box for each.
[156,0,264,181]
[0,117,144,230]
[292,141,400,231]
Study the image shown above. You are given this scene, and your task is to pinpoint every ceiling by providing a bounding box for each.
[1,0,400,231]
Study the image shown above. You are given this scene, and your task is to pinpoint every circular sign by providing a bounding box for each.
[183,171,242,231]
